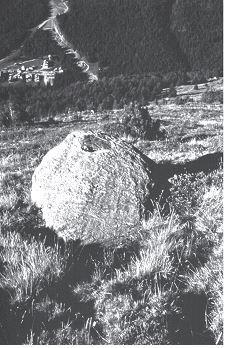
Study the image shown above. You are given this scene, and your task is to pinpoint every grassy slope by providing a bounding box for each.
[0,80,223,344]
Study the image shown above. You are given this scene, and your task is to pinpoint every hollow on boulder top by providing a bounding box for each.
[31,131,158,247]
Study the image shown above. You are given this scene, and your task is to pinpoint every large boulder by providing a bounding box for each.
[31,131,157,246]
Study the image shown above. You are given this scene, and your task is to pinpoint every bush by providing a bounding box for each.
[188,71,207,85]
[0,102,33,127]
[102,105,166,140]
[175,96,191,105]
[201,90,223,104]
[168,86,177,98]
[0,103,11,128]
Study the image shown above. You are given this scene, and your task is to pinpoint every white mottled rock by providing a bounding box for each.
[31,131,156,246]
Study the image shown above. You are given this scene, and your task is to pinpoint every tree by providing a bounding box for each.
[151,82,162,101]
[168,85,177,97]
[8,88,26,125]
[0,103,11,128]
[76,98,87,111]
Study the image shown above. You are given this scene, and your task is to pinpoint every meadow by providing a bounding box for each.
[0,80,223,344]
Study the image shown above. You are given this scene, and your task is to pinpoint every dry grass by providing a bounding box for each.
[0,79,223,344]
[90,172,222,344]
[0,232,64,303]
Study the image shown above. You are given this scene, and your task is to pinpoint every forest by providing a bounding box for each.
[0,0,223,76]
[0,68,220,125]
[0,0,223,124]
[58,0,223,75]
[0,0,49,59]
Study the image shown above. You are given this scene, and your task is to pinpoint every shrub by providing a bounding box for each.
[0,101,34,127]
[103,105,166,141]
[168,86,177,98]
[175,96,190,105]
[169,171,223,217]
[0,103,11,127]
[201,90,223,104]
[188,71,207,85]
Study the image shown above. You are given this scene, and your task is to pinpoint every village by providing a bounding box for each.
[0,55,63,86]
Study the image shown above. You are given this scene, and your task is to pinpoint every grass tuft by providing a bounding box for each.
[0,232,64,303]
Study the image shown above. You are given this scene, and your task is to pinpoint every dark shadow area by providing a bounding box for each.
[58,239,141,285]
[180,133,216,143]
[110,271,170,302]
[0,284,98,344]
[97,272,216,344]
[167,216,214,273]
[135,150,223,215]
[31,117,97,129]
[2,201,141,286]
[172,152,223,176]
[0,289,19,345]
[167,292,215,345]
[0,204,141,344]
[20,223,67,252]
[18,207,141,284]
[165,0,191,72]
[151,151,223,182]
[0,237,100,344]
[0,237,140,344]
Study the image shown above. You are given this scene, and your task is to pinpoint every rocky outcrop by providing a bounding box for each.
[31,131,157,246]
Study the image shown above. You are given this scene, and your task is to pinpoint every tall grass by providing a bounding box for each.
[0,94,223,344]
[0,232,64,303]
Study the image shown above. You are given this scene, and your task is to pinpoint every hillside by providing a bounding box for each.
[0,0,97,81]
[58,0,223,75]
[0,1,223,344]
[0,0,223,77]
[0,0,49,60]
[0,79,223,344]
[171,0,223,72]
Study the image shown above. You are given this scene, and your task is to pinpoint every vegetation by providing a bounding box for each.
[201,89,223,104]
[0,0,222,77]
[2,75,162,122]
[102,104,166,140]
[0,71,222,123]
[171,0,223,73]
[0,81,223,344]
[0,0,223,343]
[168,85,177,98]
[0,0,49,59]
[58,0,222,75]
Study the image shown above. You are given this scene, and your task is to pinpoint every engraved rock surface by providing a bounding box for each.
[31,131,156,246]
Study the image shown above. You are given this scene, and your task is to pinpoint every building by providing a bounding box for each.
[41,55,55,70]
[0,54,63,86]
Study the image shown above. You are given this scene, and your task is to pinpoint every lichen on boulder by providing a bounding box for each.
[31,131,156,246]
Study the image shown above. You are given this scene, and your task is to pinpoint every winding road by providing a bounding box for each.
[41,0,98,80]
[0,0,98,81]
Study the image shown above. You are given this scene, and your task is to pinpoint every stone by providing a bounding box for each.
[31,131,157,246]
